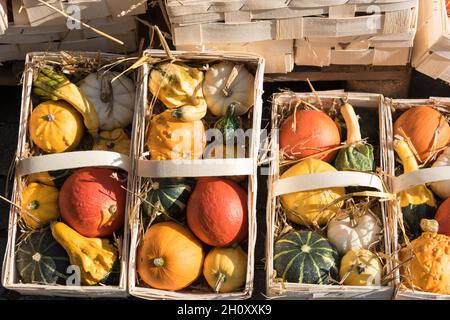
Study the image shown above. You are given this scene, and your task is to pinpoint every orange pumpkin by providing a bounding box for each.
[394,106,450,162]
[137,222,204,291]
[279,110,340,162]
[435,198,450,237]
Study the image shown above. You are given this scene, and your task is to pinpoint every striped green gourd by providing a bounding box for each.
[274,230,339,284]
[16,227,70,284]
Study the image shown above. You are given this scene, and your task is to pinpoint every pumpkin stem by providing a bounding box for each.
[214,273,226,293]
[349,212,358,228]
[108,205,118,215]
[340,99,362,144]
[222,64,243,98]
[420,218,439,233]
[153,257,165,267]
[27,200,39,210]
[106,142,116,149]
[32,252,42,263]
[100,72,114,104]
[45,114,56,122]
[394,138,419,173]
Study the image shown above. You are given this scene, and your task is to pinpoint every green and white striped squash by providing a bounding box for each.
[274,230,340,285]
[16,227,70,284]
[142,178,195,218]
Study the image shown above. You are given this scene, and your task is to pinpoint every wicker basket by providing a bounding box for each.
[1,51,137,298]
[386,97,450,300]
[127,49,264,300]
[266,91,395,299]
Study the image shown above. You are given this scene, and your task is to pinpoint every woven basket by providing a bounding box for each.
[127,49,265,300]
[386,97,450,300]
[1,51,136,298]
[266,91,395,299]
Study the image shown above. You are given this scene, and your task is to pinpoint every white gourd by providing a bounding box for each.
[203,61,255,116]
[327,213,381,255]
[78,72,135,130]
[430,147,450,199]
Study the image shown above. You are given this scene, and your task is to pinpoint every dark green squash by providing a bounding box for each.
[395,138,437,240]
[273,230,339,285]
[214,103,241,144]
[142,178,195,218]
[335,100,375,172]
[16,227,70,284]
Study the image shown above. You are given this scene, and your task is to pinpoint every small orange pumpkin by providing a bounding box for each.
[137,222,204,291]
[394,106,450,162]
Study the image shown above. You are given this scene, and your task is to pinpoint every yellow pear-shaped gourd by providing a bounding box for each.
[20,182,59,229]
[50,222,117,286]
[147,110,206,160]
[92,128,131,155]
[339,249,382,286]
[280,159,345,227]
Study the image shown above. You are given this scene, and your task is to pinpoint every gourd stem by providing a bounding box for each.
[340,99,362,144]
[214,273,226,293]
[45,114,56,122]
[349,212,358,228]
[420,218,439,233]
[394,139,419,173]
[27,200,39,210]
[222,64,243,98]
[226,103,236,117]
[153,257,165,267]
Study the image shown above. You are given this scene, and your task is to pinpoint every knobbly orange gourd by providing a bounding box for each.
[147,110,206,160]
[29,100,84,153]
[279,109,340,162]
[137,222,204,291]
[59,168,126,237]
[187,177,248,247]
[394,106,450,162]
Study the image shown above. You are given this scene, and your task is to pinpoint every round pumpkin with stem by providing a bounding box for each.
[137,222,204,291]
[339,249,383,286]
[279,109,341,162]
[280,158,345,227]
[20,182,59,229]
[335,100,374,172]
[394,138,437,240]
[394,106,450,163]
[203,246,247,293]
[29,100,84,153]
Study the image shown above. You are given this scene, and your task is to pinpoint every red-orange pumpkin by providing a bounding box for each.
[279,110,340,162]
[394,106,450,162]
[187,177,248,247]
[436,198,450,237]
[59,168,126,237]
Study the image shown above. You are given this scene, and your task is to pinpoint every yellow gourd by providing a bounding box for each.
[280,159,345,227]
[203,246,247,293]
[29,100,84,153]
[50,222,117,286]
[339,249,382,286]
[399,232,450,294]
[92,128,131,155]
[149,63,207,121]
[147,110,206,160]
[20,182,59,229]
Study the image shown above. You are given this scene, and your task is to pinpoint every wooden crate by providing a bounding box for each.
[127,49,265,300]
[1,52,136,297]
[385,97,450,300]
[412,0,449,83]
[266,91,395,299]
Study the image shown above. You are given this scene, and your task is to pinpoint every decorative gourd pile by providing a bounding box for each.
[274,99,384,287]
[393,105,450,295]
[15,62,136,287]
[135,60,256,294]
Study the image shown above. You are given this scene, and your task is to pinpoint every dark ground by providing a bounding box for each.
[0,68,448,300]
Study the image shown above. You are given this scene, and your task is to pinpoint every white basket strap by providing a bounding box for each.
[16,151,131,176]
[137,158,254,178]
[392,166,450,194]
[273,171,385,197]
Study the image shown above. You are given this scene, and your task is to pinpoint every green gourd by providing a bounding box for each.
[395,138,437,240]
[335,100,375,172]
[16,227,70,284]
[274,230,340,285]
[214,103,241,144]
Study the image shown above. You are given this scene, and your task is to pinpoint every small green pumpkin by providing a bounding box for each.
[214,103,241,144]
[274,230,340,285]
[395,138,437,240]
[16,227,70,284]
[142,178,195,219]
